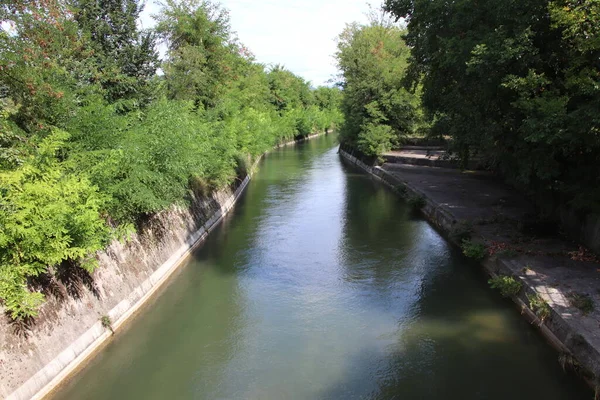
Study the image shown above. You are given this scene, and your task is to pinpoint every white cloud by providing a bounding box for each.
[140,0,373,86]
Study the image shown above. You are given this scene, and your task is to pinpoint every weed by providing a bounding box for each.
[407,195,426,210]
[461,239,487,260]
[100,315,114,334]
[522,264,532,273]
[488,275,522,298]
[558,352,580,373]
[527,293,551,322]
[567,292,594,315]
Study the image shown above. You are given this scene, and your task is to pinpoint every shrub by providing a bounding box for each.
[100,315,114,334]
[461,240,487,260]
[0,130,110,321]
[357,123,396,157]
[233,152,251,179]
[407,195,426,211]
[528,293,551,322]
[488,275,522,297]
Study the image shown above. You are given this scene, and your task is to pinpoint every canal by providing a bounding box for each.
[51,134,590,399]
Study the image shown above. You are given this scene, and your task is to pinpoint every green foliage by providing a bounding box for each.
[357,123,396,159]
[100,315,114,334]
[488,276,523,298]
[267,65,314,112]
[528,293,552,322]
[72,0,159,105]
[567,292,594,315]
[385,0,600,212]
[0,130,110,320]
[0,0,342,320]
[335,19,422,156]
[461,240,487,260]
[156,0,236,109]
[407,194,425,211]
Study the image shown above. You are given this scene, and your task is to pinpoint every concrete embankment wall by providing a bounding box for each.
[0,132,325,400]
[339,146,600,388]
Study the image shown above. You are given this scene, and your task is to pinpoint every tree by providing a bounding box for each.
[335,19,421,156]
[267,65,314,112]
[71,0,159,105]
[156,0,236,109]
[385,0,600,210]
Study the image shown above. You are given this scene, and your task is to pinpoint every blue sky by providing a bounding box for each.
[140,0,373,86]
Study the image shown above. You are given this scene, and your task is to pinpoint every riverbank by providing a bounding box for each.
[0,131,328,400]
[339,147,600,390]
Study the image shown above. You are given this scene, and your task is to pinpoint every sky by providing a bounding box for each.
[139,0,373,86]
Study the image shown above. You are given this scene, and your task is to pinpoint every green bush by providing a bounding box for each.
[0,0,344,321]
[461,240,487,260]
[357,123,396,157]
[488,276,522,298]
[0,130,110,320]
[407,195,426,211]
[528,293,552,322]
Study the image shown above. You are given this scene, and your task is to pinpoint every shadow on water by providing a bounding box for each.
[319,162,591,400]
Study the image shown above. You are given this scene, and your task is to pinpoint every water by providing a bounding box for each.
[52,134,590,399]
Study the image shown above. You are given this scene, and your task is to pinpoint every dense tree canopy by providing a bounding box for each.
[0,0,342,320]
[335,20,422,156]
[384,0,600,210]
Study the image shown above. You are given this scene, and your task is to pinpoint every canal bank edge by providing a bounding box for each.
[0,131,326,400]
[339,146,600,390]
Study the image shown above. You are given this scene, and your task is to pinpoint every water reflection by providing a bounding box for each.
[52,135,590,400]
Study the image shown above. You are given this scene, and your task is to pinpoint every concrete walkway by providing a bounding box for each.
[383,145,483,169]
[340,148,600,387]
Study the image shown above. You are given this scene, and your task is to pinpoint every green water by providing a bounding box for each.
[52,134,590,399]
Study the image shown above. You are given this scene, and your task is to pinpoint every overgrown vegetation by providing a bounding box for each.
[461,240,487,260]
[0,0,342,320]
[488,276,523,298]
[334,14,423,157]
[383,0,600,213]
